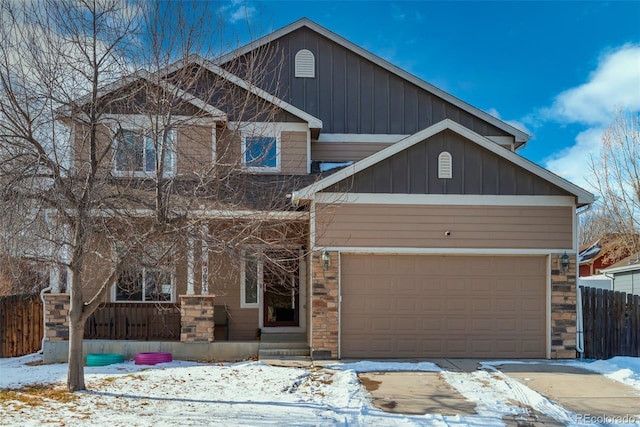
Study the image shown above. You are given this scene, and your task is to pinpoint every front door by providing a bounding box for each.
[263,251,299,327]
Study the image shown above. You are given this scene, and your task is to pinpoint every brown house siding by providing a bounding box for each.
[281,130,308,175]
[311,142,392,162]
[315,203,573,250]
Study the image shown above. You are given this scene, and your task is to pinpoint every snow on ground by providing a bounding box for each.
[1,354,639,426]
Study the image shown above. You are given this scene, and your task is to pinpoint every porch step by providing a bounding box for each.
[259,341,308,350]
[260,332,306,343]
[258,347,310,358]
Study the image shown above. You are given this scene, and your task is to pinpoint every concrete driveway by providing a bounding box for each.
[356,359,640,425]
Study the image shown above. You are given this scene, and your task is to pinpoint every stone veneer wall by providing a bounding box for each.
[310,251,339,358]
[550,253,577,359]
[44,294,70,341]
[179,295,215,343]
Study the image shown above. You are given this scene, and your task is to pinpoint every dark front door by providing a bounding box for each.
[263,251,299,327]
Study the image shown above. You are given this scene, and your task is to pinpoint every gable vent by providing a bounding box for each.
[438,151,452,179]
[295,49,315,78]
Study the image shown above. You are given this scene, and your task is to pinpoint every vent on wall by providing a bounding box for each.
[295,49,315,78]
[438,151,452,179]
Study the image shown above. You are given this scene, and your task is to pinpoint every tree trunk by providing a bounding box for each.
[67,319,86,392]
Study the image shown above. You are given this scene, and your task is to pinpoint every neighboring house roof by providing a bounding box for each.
[217,18,529,146]
[295,119,594,206]
[578,234,638,266]
[600,253,640,274]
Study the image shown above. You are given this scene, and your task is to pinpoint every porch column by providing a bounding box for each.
[187,233,195,295]
[201,224,209,295]
[180,295,215,342]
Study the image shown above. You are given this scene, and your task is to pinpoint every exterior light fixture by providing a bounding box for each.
[561,252,570,272]
[322,249,330,270]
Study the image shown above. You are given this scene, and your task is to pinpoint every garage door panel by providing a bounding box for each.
[341,254,546,358]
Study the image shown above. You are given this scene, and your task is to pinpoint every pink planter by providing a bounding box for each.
[134,352,173,365]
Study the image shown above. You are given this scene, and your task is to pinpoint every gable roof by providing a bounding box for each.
[60,57,323,130]
[217,18,529,145]
[296,119,594,206]
[601,253,640,274]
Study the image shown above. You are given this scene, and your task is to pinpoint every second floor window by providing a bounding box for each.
[243,135,279,172]
[113,129,176,176]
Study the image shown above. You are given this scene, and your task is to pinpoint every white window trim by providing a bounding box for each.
[111,125,177,178]
[233,122,286,173]
[240,249,261,308]
[111,267,176,303]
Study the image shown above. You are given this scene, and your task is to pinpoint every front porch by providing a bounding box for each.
[42,294,310,363]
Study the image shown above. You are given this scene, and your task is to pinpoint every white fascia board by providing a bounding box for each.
[298,119,595,206]
[191,57,323,130]
[217,18,528,143]
[314,247,571,255]
[227,121,309,133]
[314,193,576,207]
[316,134,409,143]
[600,262,640,274]
[99,114,219,127]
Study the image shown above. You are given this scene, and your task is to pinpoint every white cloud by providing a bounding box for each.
[542,44,640,188]
[544,127,603,191]
[486,107,531,135]
[545,45,640,125]
[223,0,256,24]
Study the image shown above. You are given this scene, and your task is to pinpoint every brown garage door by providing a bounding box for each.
[341,254,547,358]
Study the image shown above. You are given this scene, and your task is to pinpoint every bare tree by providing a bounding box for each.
[0,0,301,391]
[588,108,640,257]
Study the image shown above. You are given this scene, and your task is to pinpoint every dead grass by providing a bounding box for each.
[0,384,77,407]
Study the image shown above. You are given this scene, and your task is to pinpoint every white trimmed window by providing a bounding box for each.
[295,49,315,78]
[239,124,281,172]
[114,266,174,302]
[113,128,176,177]
[240,251,260,308]
[438,151,452,179]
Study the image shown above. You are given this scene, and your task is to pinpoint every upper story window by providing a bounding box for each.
[114,266,174,302]
[295,49,315,78]
[113,129,176,177]
[438,151,452,179]
[245,136,278,170]
[239,124,281,173]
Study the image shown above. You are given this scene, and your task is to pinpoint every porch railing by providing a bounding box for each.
[84,303,180,341]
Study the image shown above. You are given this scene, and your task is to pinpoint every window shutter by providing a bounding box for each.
[295,49,315,78]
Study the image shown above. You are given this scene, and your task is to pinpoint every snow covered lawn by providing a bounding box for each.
[1,354,639,426]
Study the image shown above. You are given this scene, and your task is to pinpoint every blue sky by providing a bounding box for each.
[221,0,640,190]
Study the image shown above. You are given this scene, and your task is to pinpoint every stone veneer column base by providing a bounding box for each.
[550,253,577,359]
[310,251,339,359]
[43,294,70,341]
[180,295,216,343]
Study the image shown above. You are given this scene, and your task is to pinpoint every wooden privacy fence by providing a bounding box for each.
[581,286,640,359]
[0,294,44,358]
[84,303,180,341]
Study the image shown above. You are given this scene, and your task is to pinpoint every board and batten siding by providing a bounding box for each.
[315,203,573,249]
[311,142,392,162]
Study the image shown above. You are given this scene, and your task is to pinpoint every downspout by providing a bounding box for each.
[39,210,53,354]
[575,204,592,357]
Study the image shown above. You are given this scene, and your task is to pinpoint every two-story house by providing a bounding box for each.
[43,18,593,363]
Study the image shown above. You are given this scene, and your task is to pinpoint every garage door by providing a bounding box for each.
[341,254,547,358]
